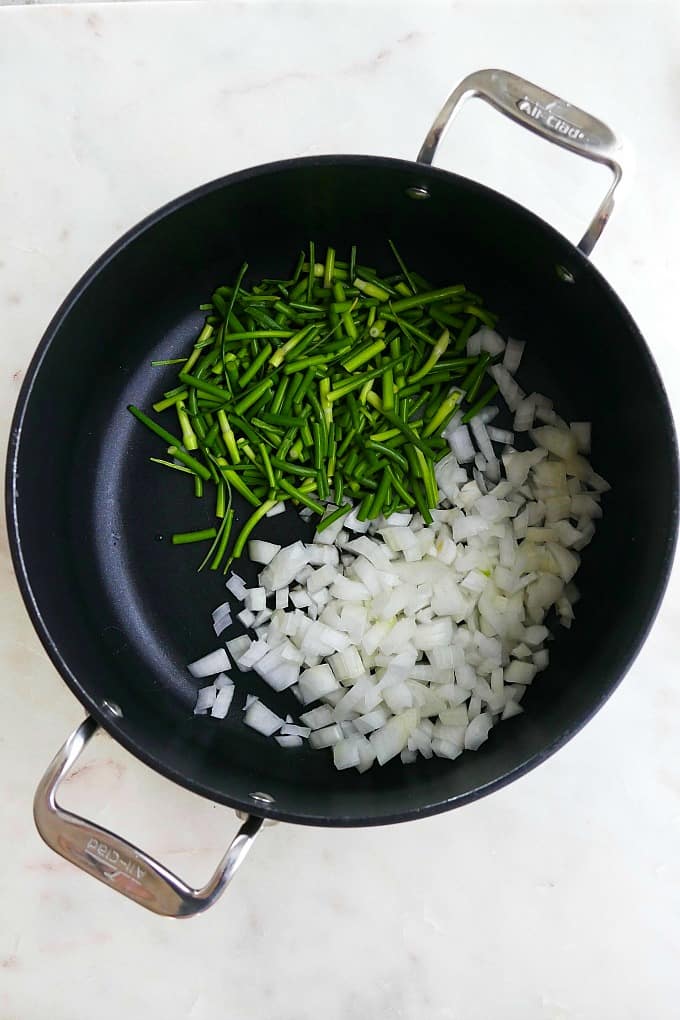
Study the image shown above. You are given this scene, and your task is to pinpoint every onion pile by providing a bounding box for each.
[190,327,609,771]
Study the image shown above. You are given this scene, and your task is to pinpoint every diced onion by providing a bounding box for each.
[194,685,217,714]
[448,425,475,463]
[248,540,281,565]
[275,734,303,748]
[244,700,283,736]
[225,573,247,601]
[187,648,231,678]
[309,724,343,749]
[502,337,525,374]
[192,321,608,776]
[244,587,266,612]
[211,685,234,719]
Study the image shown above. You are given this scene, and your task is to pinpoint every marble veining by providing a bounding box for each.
[1,2,679,1018]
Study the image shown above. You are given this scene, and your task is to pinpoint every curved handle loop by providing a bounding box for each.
[34,717,264,918]
[418,69,623,255]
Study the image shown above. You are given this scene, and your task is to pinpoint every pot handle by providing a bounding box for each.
[417,68,623,255]
[33,717,264,918]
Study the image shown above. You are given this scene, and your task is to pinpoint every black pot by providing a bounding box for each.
[7,70,678,917]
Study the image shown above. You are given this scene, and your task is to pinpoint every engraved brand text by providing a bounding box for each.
[85,837,146,884]
[517,97,585,141]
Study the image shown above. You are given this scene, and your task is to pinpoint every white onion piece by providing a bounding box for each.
[237,640,269,669]
[248,540,281,565]
[513,396,536,433]
[572,521,596,550]
[244,701,283,736]
[225,573,247,601]
[237,608,255,628]
[243,587,266,612]
[211,685,234,719]
[570,421,592,454]
[309,724,343,749]
[467,330,482,356]
[329,647,364,682]
[212,601,232,622]
[432,738,462,760]
[295,566,315,586]
[194,685,217,714]
[333,738,361,770]
[212,606,233,637]
[300,705,334,729]
[369,709,418,765]
[342,507,371,534]
[226,635,250,662]
[533,648,550,670]
[502,337,525,374]
[298,664,339,703]
[344,536,394,571]
[464,712,493,749]
[256,652,299,692]
[476,327,506,356]
[505,661,537,685]
[487,426,514,445]
[535,404,557,424]
[571,494,602,519]
[355,736,377,773]
[280,723,311,738]
[448,425,475,463]
[382,512,413,527]
[470,418,496,464]
[530,426,578,460]
[187,648,231,679]
[532,392,552,410]
[354,706,390,734]
[442,410,464,439]
[312,512,348,546]
[477,405,499,425]
[307,563,338,594]
[275,734,303,748]
[305,544,340,566]
[489,363,525,411]
[259,541,308,591]
[588,471,610,494]
[501,700,524,720]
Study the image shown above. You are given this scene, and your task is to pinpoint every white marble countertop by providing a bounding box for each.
[1,2,679,1017]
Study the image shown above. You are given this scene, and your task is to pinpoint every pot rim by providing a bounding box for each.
[7,154,679,826]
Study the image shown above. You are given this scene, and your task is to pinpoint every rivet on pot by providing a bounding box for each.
[406,185,431,200]
[102,700,123,718]
[249,791,275,804]
[555,264,575,284]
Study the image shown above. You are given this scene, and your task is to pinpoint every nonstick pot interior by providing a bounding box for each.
[7,156,678,825]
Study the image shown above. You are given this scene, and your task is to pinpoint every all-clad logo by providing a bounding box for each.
[85,837,146,884]
[517,96,585,141]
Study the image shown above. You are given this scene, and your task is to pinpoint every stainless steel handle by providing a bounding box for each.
[417,68,623,255]
[33,717,264,918]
